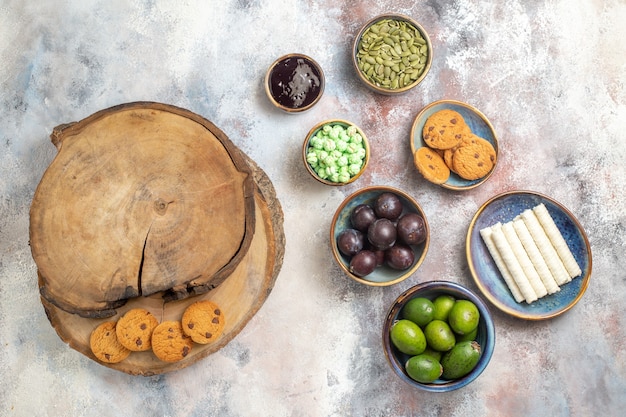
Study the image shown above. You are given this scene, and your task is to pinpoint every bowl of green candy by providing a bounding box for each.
[352,14,433,95]
[302,119,370,186]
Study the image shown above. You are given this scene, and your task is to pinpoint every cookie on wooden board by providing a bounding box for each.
[90,321,131,364]
[151,321,194,362]
[115,308,159,352]
[181,300,225,345]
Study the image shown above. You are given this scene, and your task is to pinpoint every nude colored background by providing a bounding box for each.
[1,1,625,416]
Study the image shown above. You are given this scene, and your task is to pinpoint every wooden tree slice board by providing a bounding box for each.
[41,156,285,375]
[30,102,256,317]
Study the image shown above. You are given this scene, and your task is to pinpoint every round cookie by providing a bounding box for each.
[182,300,225,345]
[413,146,450,184]
[452,135,497,180]
[90,321,131,364]
[151,321,194,362]
[443,148,456,173]
[422,109,471,150]
[443,133,475,173]
[115,308,159,352]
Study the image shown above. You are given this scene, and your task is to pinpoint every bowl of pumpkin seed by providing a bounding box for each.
[352,14,433,95]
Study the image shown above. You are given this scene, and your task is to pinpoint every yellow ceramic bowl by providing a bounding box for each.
[303,119,370,186]
[265,53,325,113]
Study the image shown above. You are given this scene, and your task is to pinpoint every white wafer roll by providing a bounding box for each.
[501,222,548,299]
[520,209,571,285]
[512,218,560,294]
[490,223,538,303]
[480,224,525,303]
[533,203,582,278]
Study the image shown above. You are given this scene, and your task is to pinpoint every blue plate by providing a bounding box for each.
[466,191,592,320]
[410,100,498,190]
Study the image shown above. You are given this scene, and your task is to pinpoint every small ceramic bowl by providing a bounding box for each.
[265,53,325,113]
[383,281,495,392]
[303,119,370,186]
[352,14,433,95]
[330,186,429,285]
[410,99,499,190]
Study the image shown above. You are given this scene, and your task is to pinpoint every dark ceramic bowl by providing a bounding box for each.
[383,281,495,392]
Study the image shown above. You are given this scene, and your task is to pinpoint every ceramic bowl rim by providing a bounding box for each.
[465,189,593,320]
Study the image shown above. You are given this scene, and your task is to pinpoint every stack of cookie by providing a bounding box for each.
[414,109,497,184]
[90,300,225,364]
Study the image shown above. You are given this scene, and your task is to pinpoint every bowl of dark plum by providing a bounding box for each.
[330,186,430,286]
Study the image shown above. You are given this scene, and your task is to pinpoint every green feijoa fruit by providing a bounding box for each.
[402,297,435,327]
[424,319,456,352]
[455,326,478,343]
[448,300,480,335]
[441,340,482,380]
[421,346,442,362]
[432,294,455,321]
[390,319,427,356]
[405,354,443,383]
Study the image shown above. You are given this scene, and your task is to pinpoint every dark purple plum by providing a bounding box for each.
[367,218,397,250]
[350,204,377,232]
[374,192,403,221]
[337,229,364,257]
[349,250,378,277]
[396,212,427,245]
[385,244,415,270]
[372,248,386,267]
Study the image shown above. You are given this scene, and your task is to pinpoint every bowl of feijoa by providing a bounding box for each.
[383,281,495,392]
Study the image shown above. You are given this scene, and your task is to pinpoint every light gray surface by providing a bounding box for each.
[1,1,625,416]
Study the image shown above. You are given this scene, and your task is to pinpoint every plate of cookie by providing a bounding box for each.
[466,190,592,320]
[410,100,499,190]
